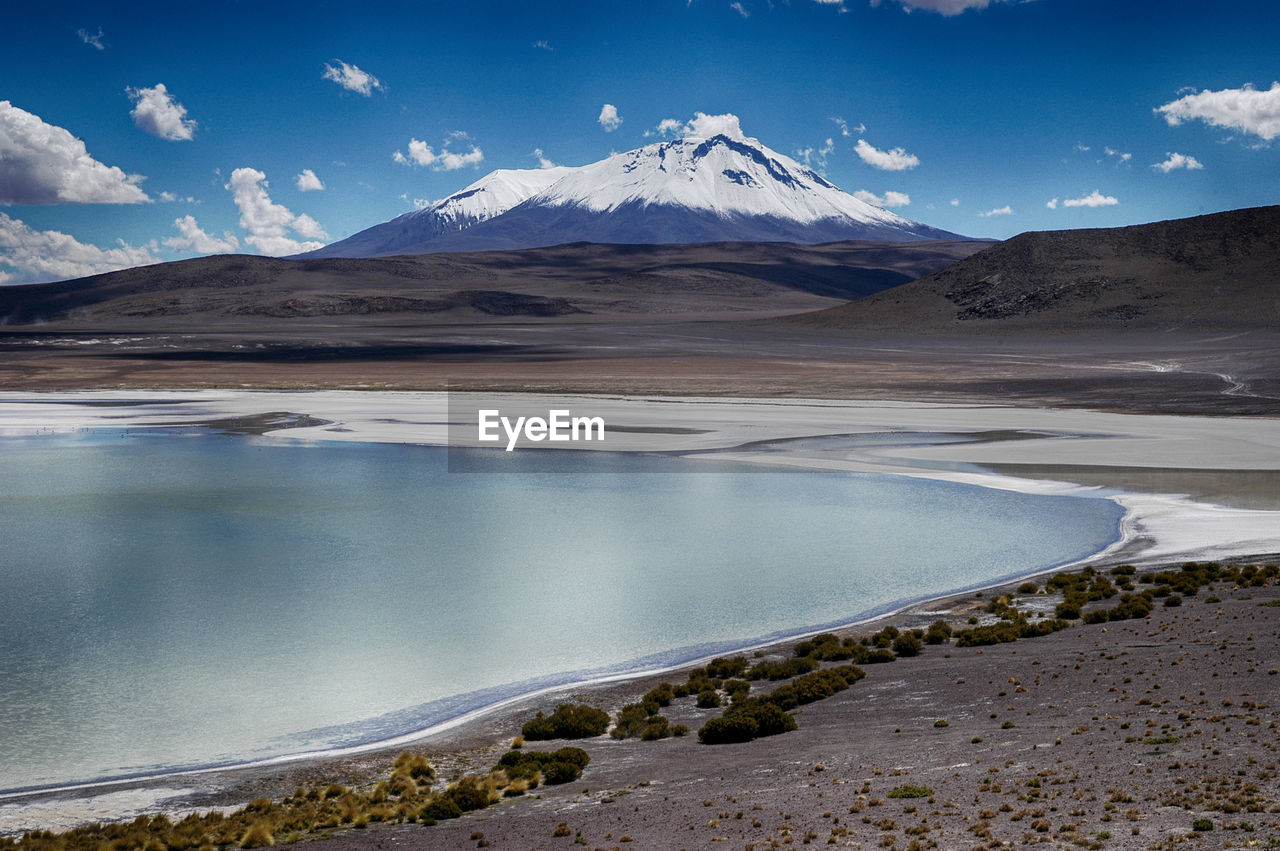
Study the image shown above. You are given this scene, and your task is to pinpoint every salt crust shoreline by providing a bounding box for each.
[1,389,1278,834]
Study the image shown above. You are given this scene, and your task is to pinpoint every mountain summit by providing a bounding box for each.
[304,118,968,258]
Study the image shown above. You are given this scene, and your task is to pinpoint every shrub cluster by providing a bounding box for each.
[521,703,610,740]
[611,702,671,740]
[496,747,590,786]
[698,665,864,744]
[953,617,1071,647]
[697,698,797,744]
[766,666,865,711]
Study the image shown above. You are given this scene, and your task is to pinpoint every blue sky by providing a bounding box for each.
[1,0,1277,283]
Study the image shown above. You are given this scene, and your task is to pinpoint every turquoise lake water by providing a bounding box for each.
[0,432,1123,793]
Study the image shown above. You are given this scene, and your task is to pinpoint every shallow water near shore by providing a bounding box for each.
[0,431,1123,794]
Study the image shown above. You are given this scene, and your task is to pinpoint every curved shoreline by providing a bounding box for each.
[1,389,1278,835]
[0,476,1123,804]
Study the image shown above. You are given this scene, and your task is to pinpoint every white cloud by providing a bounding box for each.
[77,27,104,50]
[533,40,554,51]
[0,212,158,284]
[163,215,239,254]
[813,0,848,10]
[686,112,746,140]
[158,191,197,203]
[598,103,623,132]
[127,84,196,142]
[1062,189,1118,208]
[854,138,919,170]
[392,136,484,171]
[645,113,748,141]
[1152,152,1204,173]
[730,1,749,17]
[853,189,910,207]
[796,138,836,171]
[650,118,686,138]
[1156,82,1280,142]
[294,168,325,191]
[225,167,327,256]
[322,60,384,96]
[1103,146,1132,164]
[978,205,1012,217]
[871,0,1014,15]
[0,101,149,204]
[1046,197,1058,209]
[949,198,960,206]
[830,116,865,137]
[532,148,557,169]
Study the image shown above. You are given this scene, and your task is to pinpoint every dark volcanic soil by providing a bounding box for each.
[279,561,1280,850]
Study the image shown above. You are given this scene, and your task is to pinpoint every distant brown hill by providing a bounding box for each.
[0,240,983,327]
[793,206,1280,333]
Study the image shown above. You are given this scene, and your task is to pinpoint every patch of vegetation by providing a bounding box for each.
[521,703,610,740]
[611,702,671,740]
[0,745,586,851]
[886,785,934,799]
[748,655,819,680]
[496,747,590,786]
[697,698,797,744]
[924,620,952,645]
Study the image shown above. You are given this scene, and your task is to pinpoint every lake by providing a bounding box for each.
[0,431,1123,793]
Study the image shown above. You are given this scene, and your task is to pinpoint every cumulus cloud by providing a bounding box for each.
[78,27,104,50]
[127,83,196,142]
[158,191,197,203]
[949,198,960,206]
[532,148,557,169]
[1046,197,1058,209]
[533,40,554,51]
[294,168,325,191]
[1152,152,1204,173]
[853,189,910,208]
[812,0,848,10]
[871,0,1014,14]
[0,212,158,284]
[392,135,485,171]
[1062,189,1118,208]
[163,215,239,254]
[685,112,746,140]
[322,60,383,96]
[0,101,149,204]
[225,167,327,256]
[854,138,919,170]
[649,118,686,138]
[1156,82,1280,142]
[598,103,623,132]
[977,205,1012,217]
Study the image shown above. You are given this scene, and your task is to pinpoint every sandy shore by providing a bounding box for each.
[1,390,1278,845]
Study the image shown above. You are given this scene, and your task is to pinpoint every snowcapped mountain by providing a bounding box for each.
[304,119,967,258]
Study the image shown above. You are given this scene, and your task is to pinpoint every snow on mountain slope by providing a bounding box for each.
[303,117,968,258]
[305,167,572,258]
[428,166,574,229]
[531,123,908,228]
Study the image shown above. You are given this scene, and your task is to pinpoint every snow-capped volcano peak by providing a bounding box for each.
[528,133,912,232]
[421,166,574,230]
[302,117,968,258]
